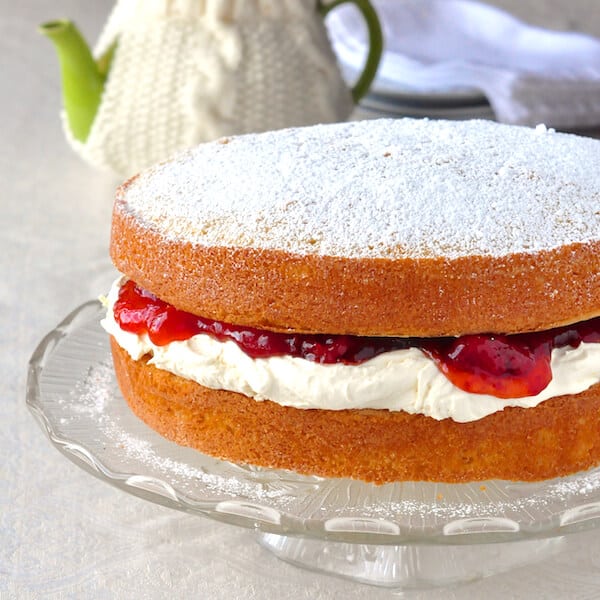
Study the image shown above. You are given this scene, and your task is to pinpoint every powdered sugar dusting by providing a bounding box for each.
[120,118,600,258]
[73,361,284,502]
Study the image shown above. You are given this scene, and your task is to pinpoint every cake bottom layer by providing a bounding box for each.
[110,338,600,484]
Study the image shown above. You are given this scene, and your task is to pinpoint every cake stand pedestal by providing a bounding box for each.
[257,533,564,588]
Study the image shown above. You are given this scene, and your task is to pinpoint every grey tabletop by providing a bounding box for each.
[3,1,600,598]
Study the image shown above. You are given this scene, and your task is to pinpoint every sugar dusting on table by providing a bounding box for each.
[119,118,600,259]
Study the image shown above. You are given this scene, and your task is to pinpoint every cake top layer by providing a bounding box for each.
[119,118,600,259]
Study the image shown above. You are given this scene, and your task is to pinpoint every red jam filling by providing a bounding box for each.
[114,280,600,399]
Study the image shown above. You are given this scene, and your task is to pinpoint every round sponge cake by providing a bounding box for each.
[111,339,600,483]
[111,119,600,337]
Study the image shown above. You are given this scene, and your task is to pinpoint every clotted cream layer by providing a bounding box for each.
[102,277,600,423]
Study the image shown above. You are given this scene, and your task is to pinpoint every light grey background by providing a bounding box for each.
[3,1,600,598]
[486,0,600,34]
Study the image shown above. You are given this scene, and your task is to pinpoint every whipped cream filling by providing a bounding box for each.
[102,277,600,423]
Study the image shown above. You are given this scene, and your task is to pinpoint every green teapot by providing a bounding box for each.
[41,0,382,176]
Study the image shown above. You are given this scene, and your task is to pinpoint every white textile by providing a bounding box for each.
[328,0,600,127]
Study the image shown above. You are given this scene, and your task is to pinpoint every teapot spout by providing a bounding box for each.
[39,19,106,142]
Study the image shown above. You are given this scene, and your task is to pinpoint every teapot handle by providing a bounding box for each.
[319,0,383,103]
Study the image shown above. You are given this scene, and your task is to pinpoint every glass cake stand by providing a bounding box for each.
[26,302,600,590]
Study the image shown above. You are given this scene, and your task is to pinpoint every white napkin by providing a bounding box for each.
[327,0,600,128]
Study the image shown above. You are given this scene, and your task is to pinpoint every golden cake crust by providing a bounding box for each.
[111,200,600,336]
[111,339,600,484]
[110,118,600,336]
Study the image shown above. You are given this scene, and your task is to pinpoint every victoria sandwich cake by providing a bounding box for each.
[101,118,600,483]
